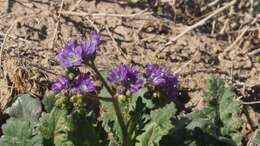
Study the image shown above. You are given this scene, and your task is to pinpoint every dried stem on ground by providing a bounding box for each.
[0,15,35,66]
[223,26,249,57]
[69,0,82,12]
[153,0,237,57]
[0,31,31,44]
[5,0,11,13]
[61,10,151,18]
[242,100,260,105]
[51,0,65,48]
[247,129,258,146]
[105,25,128,63]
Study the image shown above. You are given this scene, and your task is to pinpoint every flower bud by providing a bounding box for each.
[55,95,68,108]
[125,90,132,97]
[70,94,83,104]
[65,70,77,79]
[118,94,126,102]
[153,92,159,98]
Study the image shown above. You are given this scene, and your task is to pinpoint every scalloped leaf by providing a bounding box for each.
[187,77,242,144]
[131,87,154,110]
[252,0,260,15]
[219,88,242,136]
[38,108,74,146]
[252,129,260,146]
[99,99,123,145]
[42,94,56,113]
[136,102,177,146]
[70,112,106,146]
[186,106,215,132]
[5,94,42,127]
[0,118,42,146]
[99,84,123,145]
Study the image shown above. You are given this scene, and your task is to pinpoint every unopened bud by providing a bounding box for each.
[118,94,126,102]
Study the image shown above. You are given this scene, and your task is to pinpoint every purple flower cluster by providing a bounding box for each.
[58,31,101,69]
[107,64,143,94]
[58,42,83,69]
[51,75,70,92]
[72,73,96,94]
[51,73,95,94]
[144,64,178,98]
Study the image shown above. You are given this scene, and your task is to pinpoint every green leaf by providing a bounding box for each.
[203,76,225,102]
[136,102,177,146]
[99,86,112,98]
[219,88,241,132]
[70,113,106,146]
[0,118,42,146]
[252,130,260,146]
[5,94,42,127]
[131,87,154,110]
[38,108,74,146]
[219,88,242,143]
[99,100,123,145]
[186,107,215,131]
[42,94,56,113]
[188,76,242,144]
[252,0,260,15]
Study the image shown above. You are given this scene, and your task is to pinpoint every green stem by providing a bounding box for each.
[211,134,237,146]
[85,94,113,102]
[213,97,222,136]
[89,61,129,146]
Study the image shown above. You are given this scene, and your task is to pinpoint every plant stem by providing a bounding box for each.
[211,135,237,146]
[85,94,113,102]
[89,61,129,146]
[212,97,222,136]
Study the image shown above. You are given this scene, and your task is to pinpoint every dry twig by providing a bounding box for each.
[69,0,82,12]
[223,26,250,56]
[5,0,11,13]
[174,59,193,74]
[105,25,128,62]
[247,129,259,146]
[248,48,260,56]
[85,16,100,32]
[0,16,33,66]
[153,0,237,57]
[51,0,65,48]
[61,10,151,18]
[0,32,31,44]
[242,100,260,105]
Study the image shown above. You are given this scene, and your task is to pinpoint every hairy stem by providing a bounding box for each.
[211,135,237,146]
[212,97,222,136]
[89,61,129,146]
[85,94,113,102]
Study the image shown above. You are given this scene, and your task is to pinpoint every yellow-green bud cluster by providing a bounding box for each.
[55,94,69,109]
[70,94,84,112]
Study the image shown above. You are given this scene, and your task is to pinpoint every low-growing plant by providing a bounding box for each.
[0,31,256,146]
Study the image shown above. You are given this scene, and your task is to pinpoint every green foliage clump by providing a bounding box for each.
[136,103,176,146]
[0,76,250,146]
[0,119,42,146]
[186,76,242,146]
[0,95,42,146]
[252,0,260,15]
[38,108,73,146]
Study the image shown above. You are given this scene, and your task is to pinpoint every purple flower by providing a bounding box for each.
[58,41,83,69]
[107,64,143,94]
[144,64,178,98]
[80,31,101,58]
[51,75,70,92]
[73,73,95,94]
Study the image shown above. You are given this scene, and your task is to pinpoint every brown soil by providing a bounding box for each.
[0,0,259,136]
